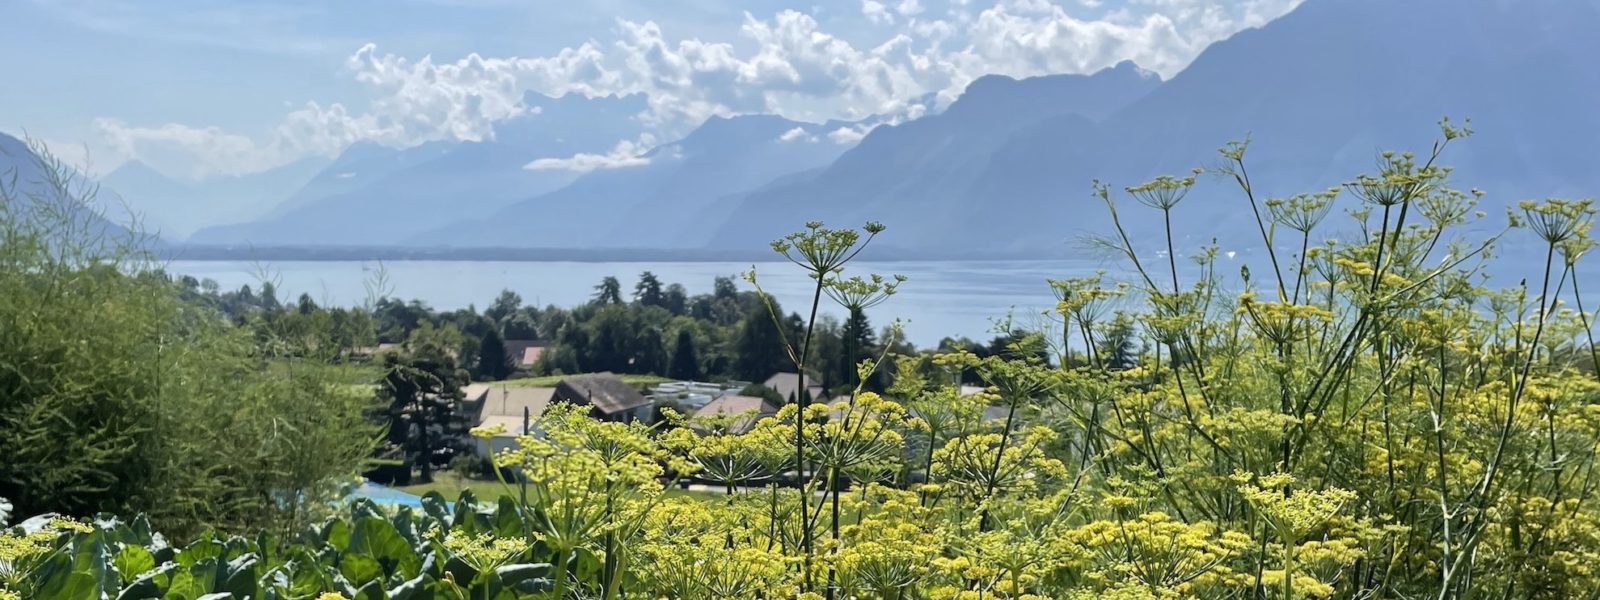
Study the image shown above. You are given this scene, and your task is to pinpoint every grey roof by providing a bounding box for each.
[763,372,817,403]
[556,372,651,415]
[476,386,556,438]
[481,386,556,419]
[693,395,778,434]
[461,383,492,404]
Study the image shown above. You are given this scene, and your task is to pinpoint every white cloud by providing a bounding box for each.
[777,126,817,143]
[827,125,869,144]
[862,0,894,24]
[85,0,1305,178]
[92,100,381,179]
[524,135,655,173]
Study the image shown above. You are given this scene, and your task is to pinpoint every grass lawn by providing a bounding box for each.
[498,373,673,388]
[397,472,722,503]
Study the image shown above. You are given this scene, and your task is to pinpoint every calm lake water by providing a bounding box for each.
[166,249,1569,348]
[167,259,1129,347]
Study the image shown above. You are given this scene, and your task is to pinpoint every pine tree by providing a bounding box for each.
[593,276,623,305]
[635,271,665,307]
[840,307,877,388]
[377,347,465,485]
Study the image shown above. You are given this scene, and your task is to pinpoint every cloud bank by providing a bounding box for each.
[92,0,1303,179]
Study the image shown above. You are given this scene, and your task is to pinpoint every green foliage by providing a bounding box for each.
[633,271,664,307]
[0,142,378,539]
[0,505,555,600]
[476,326,513,381]
[374,347,468,486]
[734,296,796,381]
[668,328,700,381]
[12,124,1600,600]
[591,276,622,306]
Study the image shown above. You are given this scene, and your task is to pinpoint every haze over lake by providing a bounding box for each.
[168,259,1121,347]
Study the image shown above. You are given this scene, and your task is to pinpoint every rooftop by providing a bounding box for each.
[557,372,652,415]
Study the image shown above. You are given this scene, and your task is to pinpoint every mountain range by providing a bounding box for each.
[7,0,1600,260]
[0,132,140,247]
[101,156,330,239]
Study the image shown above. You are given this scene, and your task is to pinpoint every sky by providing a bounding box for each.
[1,0,1303,181]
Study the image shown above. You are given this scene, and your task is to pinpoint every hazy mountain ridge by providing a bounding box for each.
[705,0,1600,258]
[0,132,144,245]
[419,113,869,249]
[57,0,1600,260]
[704,60,1161,252]
[188,92,654,247]
[102,156,330,240]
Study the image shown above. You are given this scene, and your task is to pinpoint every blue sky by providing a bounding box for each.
[2,0,1301,180]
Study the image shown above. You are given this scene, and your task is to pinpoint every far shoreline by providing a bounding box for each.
[157,244,1086,263]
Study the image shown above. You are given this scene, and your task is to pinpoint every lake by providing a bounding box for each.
[167,259,1131,347]
[166,248,1572,348]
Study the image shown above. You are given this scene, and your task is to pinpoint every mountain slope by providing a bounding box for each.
[102,156,329,240]
[705,0,1600,257]
[0,132,144,245]
[421,114,862,249]
[189,92,650,247]
[703,61,1161,252]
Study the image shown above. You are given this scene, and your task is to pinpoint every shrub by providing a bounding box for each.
[0,141,377,539]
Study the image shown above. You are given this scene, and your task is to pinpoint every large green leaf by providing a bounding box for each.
[62,530,117,597]
[163,568,207,600]
[115,545,156,584]
[451,490,479,530]
[34,571,100,600]
[353,578,388,600]
[116,562,178,600]
[349,516,422,577]
[286,550,330,596]
[491,497,523,537]
[420,492,452,527]
[386,573,430,600]
[572,548,603,583]
[323,519,352,551]
[493,563,552,588]
[390,507,422,548]
[218,553,261,596]
[339,554,383,587]
[177,538,223,568]
[188,558,222,594]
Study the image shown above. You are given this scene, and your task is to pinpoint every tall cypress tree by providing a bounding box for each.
[840,307,876,388]
[734,298,789,381]
[669,329,700,380]
[476,326,513,380]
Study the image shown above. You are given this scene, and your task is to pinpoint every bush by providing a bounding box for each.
[0,142,378,539]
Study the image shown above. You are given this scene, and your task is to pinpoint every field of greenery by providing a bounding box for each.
[7,122,1600,599]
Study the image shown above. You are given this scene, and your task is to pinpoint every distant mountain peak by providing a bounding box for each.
[1104,59,1159,80]
[105,159,181,182]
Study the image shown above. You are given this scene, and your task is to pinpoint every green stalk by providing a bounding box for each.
[551,547,573,600]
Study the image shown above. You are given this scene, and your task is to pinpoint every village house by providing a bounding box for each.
[763,372,826,404]
[503,339,549,370]
[553,372,654,423]
[691,394,779,434]
[470,385,556,456]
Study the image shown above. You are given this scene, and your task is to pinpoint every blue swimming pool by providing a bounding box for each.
[347,482,428,508]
